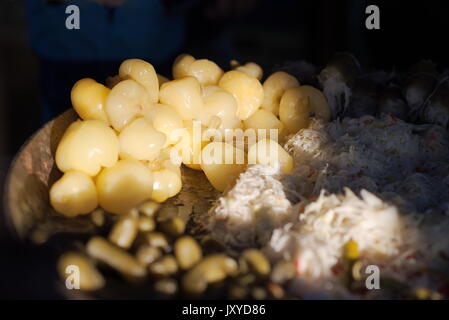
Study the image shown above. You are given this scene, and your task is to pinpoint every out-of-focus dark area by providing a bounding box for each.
[2,0,449,299]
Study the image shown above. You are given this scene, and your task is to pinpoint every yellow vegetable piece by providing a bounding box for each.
[183,254,237,291]
[199,86,240,130]
[151,168,182,203]
[219,70,264,121]
[119,59,159,103]
[415,287,431,300]
[50,171,98,217]
[235,62,263,81]
[159,77,204,121]
[108,214,139,249]
[90,208,105,227]
[55,120,119,176]
[105,79,151,132]
[344,240,359,260]
[230,59,240,68]
[145,147,182,176]
[351,260,363,281]
[174,236,202,270]
[172,122,208,170]
[187,59,224,86]
[296,85,331,122]
[172,54,196,79]
[86,236,147,278]
[144,104,184,146]
[201,142,246,191]
[138,216,156,232]
[71,78,110,125]
[243,109,286,142]
[96,159,153,214]
[241,249,271,277]
[279,86,312,133]
[139,201,161,218]
[118,117,166,161]
[248,139,294,174]
[261,71,299,116]
[57,252,105,291]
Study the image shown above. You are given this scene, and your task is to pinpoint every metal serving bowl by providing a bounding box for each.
[2,109,218,299]
[3,109,87,241]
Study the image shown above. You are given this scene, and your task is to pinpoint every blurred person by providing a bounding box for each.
[25,0,188,121]
[24,0,258,122]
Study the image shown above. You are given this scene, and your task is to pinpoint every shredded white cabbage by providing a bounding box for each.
[208,114,449,298]
[265,189,420,279]
[209,165,294,249]
[284,115,449,211]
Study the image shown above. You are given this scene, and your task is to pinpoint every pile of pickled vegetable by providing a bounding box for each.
[50,53,449,299]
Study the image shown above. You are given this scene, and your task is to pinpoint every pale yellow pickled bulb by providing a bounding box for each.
[145,147,182,174]
[105,75,121,89]
[243,109,286,141]
[235,62,263,81]
[118,117,166,161]
[163,157,182,176]
[157,74,170,87]
[144,104,184,146]
[201,142,246,192]
[71,78,110,125]
[296,85,331,122]
[172,123,208,170]
[145,159,163,172]
[96,159,153,214]
[261,71,300,116]
[187,59,224,86]
[151,168,182,203]
[222,127,253,152]
[218,70,264,121]
[230,59,240,68]
[50,171,98,217]
[172,53,195,79]
[158,147,183,174]
[248,139,294,174]
[86,236,146,277]
[159,77,203,120]
[109,214,139,249]
[199,86,240,129]
[105,79,150,132]
[208,116,222,129]
[201,85,222,98]
[56,120,119,176]
[279,87,312,133]
[119,59,159,103]
[139,201,160,217]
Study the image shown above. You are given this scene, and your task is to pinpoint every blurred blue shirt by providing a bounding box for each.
[24,0,186,64]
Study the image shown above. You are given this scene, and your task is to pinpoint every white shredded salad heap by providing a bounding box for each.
[266,189,419,279]
[208,114,449,298]
[210,165,294,249]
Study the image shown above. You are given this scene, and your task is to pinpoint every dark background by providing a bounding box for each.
[1,0,449,299]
